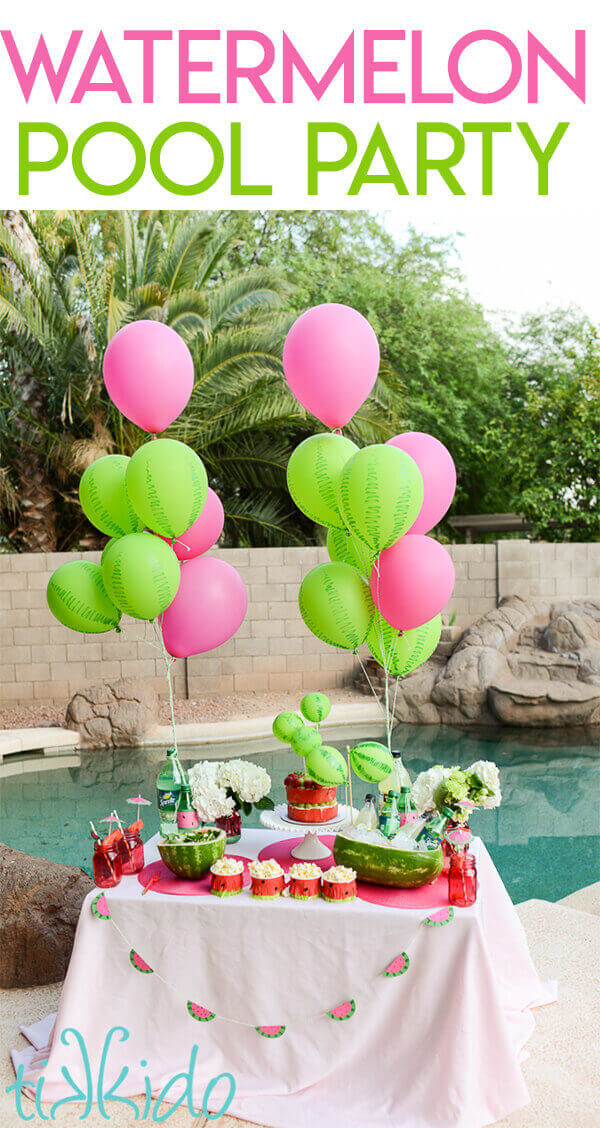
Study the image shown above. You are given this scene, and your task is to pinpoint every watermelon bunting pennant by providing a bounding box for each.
[326,999,356,1021]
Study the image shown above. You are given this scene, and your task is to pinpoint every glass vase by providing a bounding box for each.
[448,850,478,907]
[215,808,241,844]
[117,830,145,875]
[92,843,123,888]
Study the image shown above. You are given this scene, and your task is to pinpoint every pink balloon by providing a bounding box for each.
[161,556,247,658]
[371,535,455,630]
[103,320,194,433]
[387,432,456,534]
[161,488,225,561]
[283,303,380,428]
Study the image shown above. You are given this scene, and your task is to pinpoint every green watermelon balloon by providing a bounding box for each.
[366,615,410,676]
[338,444,424,553]
[102,532,180,620]
[287,433,358,529]
[301,692,331,724]
[47,561,122,634]
[306,744,348,786]
[395,615,442,677]
[299,562,374,650]
[326,526,373,579]
[291,725,323,757]
[350,741,394,782]
[101,537,118,565]
[125,438,207,539]
[79,455,144,538]
[272,711,304,743]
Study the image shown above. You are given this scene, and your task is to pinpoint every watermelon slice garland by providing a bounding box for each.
[91,892,111,920]
[255,1025,286,1038]
[326,999,356,1021]
[382,952,410,977]
[424,906,455,927]
[187,1001,215,1022]
[129,949,153,974]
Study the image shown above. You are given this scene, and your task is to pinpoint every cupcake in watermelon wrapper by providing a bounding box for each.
[322,865,357,903]
[210,857,244,897]
[288,862,321,900]
[248,859,285,899]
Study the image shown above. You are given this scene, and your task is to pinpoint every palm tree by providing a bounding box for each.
[0,210,406,551]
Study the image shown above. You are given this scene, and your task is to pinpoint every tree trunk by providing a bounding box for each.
[3,210,58,552]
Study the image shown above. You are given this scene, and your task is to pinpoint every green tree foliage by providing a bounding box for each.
[0,209,597,549]
[0,210,406,551]
[483,311,600,541]
[222,212,514,519]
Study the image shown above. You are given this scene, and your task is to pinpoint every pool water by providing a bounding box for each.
[0,724,598,904]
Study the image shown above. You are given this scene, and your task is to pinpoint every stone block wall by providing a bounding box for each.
[0,542,598,706]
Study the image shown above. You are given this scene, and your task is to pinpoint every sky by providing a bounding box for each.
[387,205,599,323]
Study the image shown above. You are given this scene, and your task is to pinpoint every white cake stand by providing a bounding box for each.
[260,803,358,860]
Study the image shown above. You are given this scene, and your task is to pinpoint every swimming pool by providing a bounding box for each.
[1,723,597,904]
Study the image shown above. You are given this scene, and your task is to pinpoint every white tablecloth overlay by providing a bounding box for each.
[12,830,556,1128]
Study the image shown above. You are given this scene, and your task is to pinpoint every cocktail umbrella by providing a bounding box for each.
[111,809,132,857]
[127,796,151,824]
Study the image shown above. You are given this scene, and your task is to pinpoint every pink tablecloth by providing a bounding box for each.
[11,831,556,1128]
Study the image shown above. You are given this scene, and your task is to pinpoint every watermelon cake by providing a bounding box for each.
[284,772,338,823]
[288,862,321,900]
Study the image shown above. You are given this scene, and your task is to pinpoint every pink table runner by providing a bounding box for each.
[11,830,556,1128]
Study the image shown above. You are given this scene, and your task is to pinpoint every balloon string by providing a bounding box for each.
[373,561,392,755]
[154,620,178,755]
[354,649,387,722]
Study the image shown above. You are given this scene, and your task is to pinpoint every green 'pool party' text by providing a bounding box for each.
[5,1027,236,1122]
[17,119,571,198]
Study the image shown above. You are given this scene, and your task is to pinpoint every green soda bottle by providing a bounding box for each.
[415,806,454,849]
[378,790,401,839]
[157,748,187,838]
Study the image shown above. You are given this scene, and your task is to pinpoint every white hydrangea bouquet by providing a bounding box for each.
[188,759,274,821]
[411,760,501,821]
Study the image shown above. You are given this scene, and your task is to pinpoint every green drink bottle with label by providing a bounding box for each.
[415,806,454,849]
[157,747,187,838]
[378,790,401,839]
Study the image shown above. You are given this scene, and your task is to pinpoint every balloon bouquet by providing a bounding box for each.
[46,320,248,745]
[284,303,457,753]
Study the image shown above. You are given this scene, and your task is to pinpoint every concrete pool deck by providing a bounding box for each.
[0,699,385,764]
[1,884,598,1128]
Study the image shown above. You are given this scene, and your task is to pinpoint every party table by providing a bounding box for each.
[12,829,556,1128]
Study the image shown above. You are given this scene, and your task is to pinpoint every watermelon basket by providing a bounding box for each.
[333,833,443,888]
[158,827,226,879]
